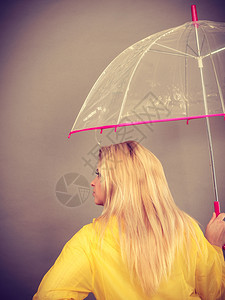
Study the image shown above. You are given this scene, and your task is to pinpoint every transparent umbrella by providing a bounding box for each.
[69,6,225,224]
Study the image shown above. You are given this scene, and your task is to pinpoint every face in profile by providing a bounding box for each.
[91,169,105,206]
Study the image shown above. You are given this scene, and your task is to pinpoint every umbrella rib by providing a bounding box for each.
[202,46,225,59]
[186,44,198,56]
[202,39,225,113]
[116,55,147,124]
[200,27,225,113]
[153,43,197,59]
[116,27,187,124]
[149,49,191,58]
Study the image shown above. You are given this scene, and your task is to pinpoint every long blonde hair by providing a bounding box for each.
[95,141,199,296]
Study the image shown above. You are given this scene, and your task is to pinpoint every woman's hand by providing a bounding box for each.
[205,212,225,248]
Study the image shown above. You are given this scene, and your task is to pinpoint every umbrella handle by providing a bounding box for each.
[214,201,225,250]
[214,201,220,217]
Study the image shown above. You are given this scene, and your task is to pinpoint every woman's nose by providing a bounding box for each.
[91,178,95,186]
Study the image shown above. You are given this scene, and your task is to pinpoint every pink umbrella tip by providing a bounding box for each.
[191,5,198,22]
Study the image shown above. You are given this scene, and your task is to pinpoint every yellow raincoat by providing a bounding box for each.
[33,219,225,300]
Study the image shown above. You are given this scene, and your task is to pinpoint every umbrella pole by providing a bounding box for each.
[199,62,220,207]
[192,5,225,250]
[205,117,219,204]
[192,6,220,212]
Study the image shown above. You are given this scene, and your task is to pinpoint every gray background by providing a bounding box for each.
[0,1,224,299]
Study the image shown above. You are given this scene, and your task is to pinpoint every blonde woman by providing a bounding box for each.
[33,141,225,300]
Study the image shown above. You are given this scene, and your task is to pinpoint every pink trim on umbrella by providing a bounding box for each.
[68,113,225,138]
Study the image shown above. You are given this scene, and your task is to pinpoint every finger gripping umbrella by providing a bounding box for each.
[69,6,225,241]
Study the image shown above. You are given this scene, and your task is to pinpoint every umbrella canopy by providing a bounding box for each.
[69,19,225,135]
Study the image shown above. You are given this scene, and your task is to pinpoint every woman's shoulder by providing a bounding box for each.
[68,217,117,239]
[67,217,120,252]
[66,220,97,249]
